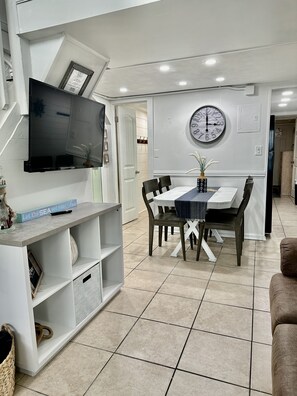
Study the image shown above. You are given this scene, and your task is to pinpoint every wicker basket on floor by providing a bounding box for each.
[0,324,15,396]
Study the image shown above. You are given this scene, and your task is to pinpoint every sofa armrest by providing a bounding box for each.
[280,238,297,277]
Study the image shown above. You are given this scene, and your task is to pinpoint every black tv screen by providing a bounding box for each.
[24,78,105,172]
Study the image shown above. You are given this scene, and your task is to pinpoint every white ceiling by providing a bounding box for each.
[271,87,297,117]
[22,0,297,113]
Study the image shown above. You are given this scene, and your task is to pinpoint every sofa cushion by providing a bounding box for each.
[270,273,297,334]
[280,238,297,276]
[272,324,297,396]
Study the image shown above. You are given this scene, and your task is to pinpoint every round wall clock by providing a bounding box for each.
[189,105,226,143]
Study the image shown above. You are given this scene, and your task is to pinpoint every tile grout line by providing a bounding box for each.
[248,237,257,396]
[165,246,219,395]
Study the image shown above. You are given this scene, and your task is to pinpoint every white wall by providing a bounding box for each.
[0,27,114,214]
[152,86,271,240]
[0,112,94,212]
[93,93,119,204]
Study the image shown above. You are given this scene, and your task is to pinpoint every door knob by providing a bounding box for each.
[135,170,140,174]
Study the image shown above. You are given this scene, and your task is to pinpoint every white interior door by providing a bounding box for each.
[116,105,138,224]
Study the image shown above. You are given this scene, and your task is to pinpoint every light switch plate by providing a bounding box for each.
[255,145,262,156]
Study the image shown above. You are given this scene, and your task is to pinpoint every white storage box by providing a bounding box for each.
[73,264,102,324]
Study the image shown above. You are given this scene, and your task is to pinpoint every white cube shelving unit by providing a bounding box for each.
[0,202,123,376]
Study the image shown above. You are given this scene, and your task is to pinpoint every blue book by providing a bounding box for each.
[16,199,77,223]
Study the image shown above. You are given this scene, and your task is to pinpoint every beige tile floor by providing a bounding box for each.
[14,196,296,395]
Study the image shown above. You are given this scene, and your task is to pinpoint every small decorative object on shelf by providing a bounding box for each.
[35,323,53,346]
[0,170,16,232]
[70,234,79,265]
[16,199,77,223]
[28,250,43,298]
[186,151,219,193]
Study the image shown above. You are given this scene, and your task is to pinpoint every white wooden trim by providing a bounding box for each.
[0,21,9,110]
[154,170,266,178]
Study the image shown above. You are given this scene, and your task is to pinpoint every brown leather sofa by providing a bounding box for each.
[269,238,297,395]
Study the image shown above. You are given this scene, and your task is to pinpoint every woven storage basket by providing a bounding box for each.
[0,324,15,396]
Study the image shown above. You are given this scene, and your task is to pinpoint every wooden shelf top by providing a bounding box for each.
[0,202,121,247]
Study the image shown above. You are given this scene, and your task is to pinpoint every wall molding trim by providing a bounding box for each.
[154,170,266,178]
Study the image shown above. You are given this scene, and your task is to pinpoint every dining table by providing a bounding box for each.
[153,186,238,262]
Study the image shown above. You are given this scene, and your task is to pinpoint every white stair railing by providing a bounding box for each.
[0,21,9,110]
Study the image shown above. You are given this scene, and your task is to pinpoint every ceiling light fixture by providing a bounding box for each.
[215,77,225,82]
[178,81,187,86]
[281,98,291,102]
[205,58,216,66]
[278,103,288,107]
[120,87,128,93]
[159,65,170,72]
[282,90,293,96]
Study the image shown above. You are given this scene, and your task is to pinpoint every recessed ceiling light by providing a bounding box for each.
[278,103,288,107]
[178,81,187,86]
[120,87,128,93]
[282,90,293,96]
[159,65,170,72]
[215,77,225,82]
[281,97,291,102]
[205,58,216,66]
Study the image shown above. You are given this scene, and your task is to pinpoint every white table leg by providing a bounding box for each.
[170,219,217,262]
[212,229,224,243]
[171,219,198,257]
[201,239,217,262]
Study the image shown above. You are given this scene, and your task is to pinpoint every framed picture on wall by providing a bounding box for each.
[28,250,43,298]
[59,61,94,95]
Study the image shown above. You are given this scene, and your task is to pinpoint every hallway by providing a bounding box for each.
[14,197,297,395]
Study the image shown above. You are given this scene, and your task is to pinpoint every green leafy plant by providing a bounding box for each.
[186,151,219,176]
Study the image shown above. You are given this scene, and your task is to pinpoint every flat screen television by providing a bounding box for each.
[24,78,105,172]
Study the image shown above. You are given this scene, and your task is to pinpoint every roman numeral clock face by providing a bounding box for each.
[190,105,226,143]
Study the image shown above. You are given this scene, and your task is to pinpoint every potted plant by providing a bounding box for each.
[186,151,219,192]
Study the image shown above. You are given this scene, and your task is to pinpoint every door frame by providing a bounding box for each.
[115,104,138,224]
[111,97,154,216]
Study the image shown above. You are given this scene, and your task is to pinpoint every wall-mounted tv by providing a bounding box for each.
[24,78,105,172]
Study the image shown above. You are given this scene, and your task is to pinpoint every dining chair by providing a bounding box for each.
[158,175,195,249]
[196,179,254,265]
[204,176,253,241]
[142,178,187,260]
[223,176,253,241]
[158,175,175,239]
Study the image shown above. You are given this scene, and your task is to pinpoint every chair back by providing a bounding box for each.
[237,179,254,220]
[142,179,162,219]
[243,176,253,195]
[159,175,172,193]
